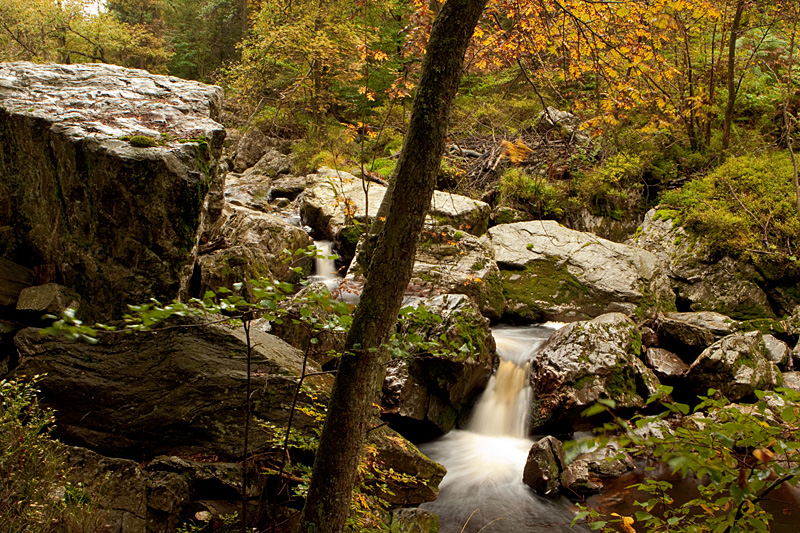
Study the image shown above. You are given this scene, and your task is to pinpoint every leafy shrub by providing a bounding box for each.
[0,377,99,533]
[499,167,567,218]
[570,152,645,220]
[578,386,800,533]
[660,152,799,277]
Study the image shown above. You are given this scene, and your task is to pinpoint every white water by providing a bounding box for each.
[309,240,341,293]
[420,324,585,532]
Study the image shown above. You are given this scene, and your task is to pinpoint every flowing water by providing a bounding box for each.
[420,325,586,533]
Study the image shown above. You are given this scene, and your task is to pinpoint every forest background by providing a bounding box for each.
[1,0,799,278]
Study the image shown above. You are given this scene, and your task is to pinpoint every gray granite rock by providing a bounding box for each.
[485,220,674,322]
[0,62,225,319]
[687,331,780,400]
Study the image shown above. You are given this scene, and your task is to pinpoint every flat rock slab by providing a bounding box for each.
[0,62,225,319]
[485,220,674,322]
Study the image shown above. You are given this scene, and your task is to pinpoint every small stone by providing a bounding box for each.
[763,334,790,366]
[16,283,81,316]
[522,436,565,496]
[644,347,689,378]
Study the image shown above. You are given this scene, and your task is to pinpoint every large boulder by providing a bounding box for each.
[530,313,658,432]
[485,221,674,322]
[193,204,314,297]
[11,318,443,509]
[631,209,780,319]
[382,294,496,437]
[653,311,739,362]
[686,331,780,400]
[0,62,225,319]
[348,225,505,320]
[12,321,327,460]
[300,168,490,249]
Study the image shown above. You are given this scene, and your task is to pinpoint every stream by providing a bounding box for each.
[419,325,586,533]
[308,249,585,531]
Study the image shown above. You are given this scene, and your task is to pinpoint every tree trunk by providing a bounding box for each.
[295,0,487,530]
[722,0,746,151]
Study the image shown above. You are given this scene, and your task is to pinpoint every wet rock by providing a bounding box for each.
[224,171,272,212]
[194,204,314,297]
[16,283,81,317]
[654,311,739,363]
[300,168,491,247]
[763,334,790,366]
[0,62,225,319]
[233,127,271,172]
[561,459,602,495]
[686,331,780,400]
[365,425,447,506]
[391,507,440,533]
[485,221,673,322]
[348,225,505,320]
[12,320,331,460]
[632,209,780,319]
[12,318,444,508]
[530,313,659,432]
[644,347,689,379]
[522,436,566,496]
[0,257,33,310]
[382,294,495,435]
[60,444,188,533]
[577,442,635,478]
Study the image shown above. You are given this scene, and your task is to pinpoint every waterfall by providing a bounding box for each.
[469,359,531,438]
[420,324,583,533]
[311,240,337,280]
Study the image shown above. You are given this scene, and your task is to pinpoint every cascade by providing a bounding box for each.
[420,324,585,533]
[309,240,339,290]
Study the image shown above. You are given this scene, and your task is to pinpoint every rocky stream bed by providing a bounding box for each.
[1,62,800,532]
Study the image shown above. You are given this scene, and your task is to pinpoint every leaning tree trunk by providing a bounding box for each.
[295,0,487,530]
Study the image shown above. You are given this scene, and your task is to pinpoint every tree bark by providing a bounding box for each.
[295,0,487,530]
[722,0,746,151]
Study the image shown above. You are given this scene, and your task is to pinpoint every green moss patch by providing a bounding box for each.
[500,258,592,321]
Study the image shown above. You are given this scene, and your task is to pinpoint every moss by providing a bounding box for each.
[124,135,158,148]
[603,366,638,403]
[630,329,643,356]
[480,271,505,318]
[736,318,789,335]
[653,208,678,221]
[500,258,591,320]
[717,300,774,321]
[339,224,364,249]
